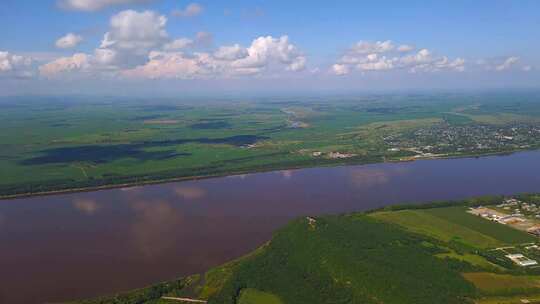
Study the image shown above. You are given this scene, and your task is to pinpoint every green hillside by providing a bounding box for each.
[70,197,540,304]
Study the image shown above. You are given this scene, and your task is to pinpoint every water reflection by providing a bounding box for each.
[174,186,207,200]
[279,170,294,179]
[2,151,540,304]
[72,199,100,215]
[130,200,184,257]
[348,166,409,188]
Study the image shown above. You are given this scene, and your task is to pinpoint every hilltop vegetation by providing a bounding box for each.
[3,92,540,198]
[70,195,540,304]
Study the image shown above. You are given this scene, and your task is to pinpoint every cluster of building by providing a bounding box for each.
[383,123,540,155]
[469,198,540,239]
[497,198,540,219]
[311,151,356,159]
[468,206,526,225]
[469,199,540,267]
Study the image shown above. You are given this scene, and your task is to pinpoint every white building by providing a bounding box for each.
[505,254,538,267]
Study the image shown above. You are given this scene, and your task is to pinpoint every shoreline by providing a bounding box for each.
[0,148,528,201]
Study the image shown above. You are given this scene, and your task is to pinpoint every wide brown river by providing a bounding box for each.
[2,151,540,303]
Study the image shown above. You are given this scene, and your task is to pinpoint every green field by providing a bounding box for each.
[68,195,540,304]
[2,92,540,197]
[371,206,536,248]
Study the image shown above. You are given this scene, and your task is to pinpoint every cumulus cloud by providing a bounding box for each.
[122,51,208,79]
[476,56,524,72]
[58,0,154,11]
[230,36,306,72]
[214,44,247,60]
[39,53,90,77]
[163,38,194,51]
[495,56,519,71]
[56,33,83,49]
[123,35,307,79]
[172,3,203,18]
[332,40,465,75]
[332,64,349,75]
[397,44,415,52]
[0,51,34,78]
[350,40,394,54]
[39,7,307,80]
[101,10,168,53]
[55,9,168,71]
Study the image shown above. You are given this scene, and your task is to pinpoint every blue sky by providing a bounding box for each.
[0,0,539,96]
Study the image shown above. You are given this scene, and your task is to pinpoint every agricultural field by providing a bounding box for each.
[69,194,540,304]
[3,92,540,198]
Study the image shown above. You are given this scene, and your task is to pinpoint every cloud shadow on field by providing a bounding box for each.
[20,135,268,165]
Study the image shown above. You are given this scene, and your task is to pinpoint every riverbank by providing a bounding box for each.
[0,148,528,201]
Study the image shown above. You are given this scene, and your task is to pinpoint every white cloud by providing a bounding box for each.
[332,64,349,75]
[397,44,415,52]
[357,55,395,71]
[213,44,248,60]
[94,48,118,66]
[58,0,154,11]
[97,10,169,67]
[122,51,209,79]
[350,40,394,54]
[231,36,306,72]
[42,7,305,81]
[56,33,83,49]
[42,9,172,76]
[495,56,519,71]
[400,48,433,65]
[123,35,307,79]
[172,3,203,17]
[286,56,306,72]
[163,38,193,51]
[475,56,527,72]
[335,41,465,75]
[39,53,90,77]
[103,10,168,52]
[0,51,34,78]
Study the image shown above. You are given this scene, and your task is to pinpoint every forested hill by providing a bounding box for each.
[71,194,540,304]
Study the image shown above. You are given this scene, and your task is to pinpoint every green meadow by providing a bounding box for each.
[3,92,540,197]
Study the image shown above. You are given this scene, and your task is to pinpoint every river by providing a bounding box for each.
[1,151,540,303]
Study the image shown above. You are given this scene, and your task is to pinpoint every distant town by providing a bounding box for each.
[385,123,540,159]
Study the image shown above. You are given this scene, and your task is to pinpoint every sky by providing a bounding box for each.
[0,0,539,96]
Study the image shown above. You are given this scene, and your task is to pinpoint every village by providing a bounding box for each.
[384,123,540,157]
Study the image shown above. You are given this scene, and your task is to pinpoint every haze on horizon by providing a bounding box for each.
[1,0,539,96]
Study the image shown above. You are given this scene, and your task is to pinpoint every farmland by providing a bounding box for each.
[68,194,540,304]
[3,91,540,198]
